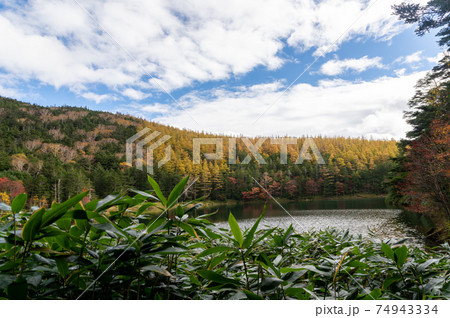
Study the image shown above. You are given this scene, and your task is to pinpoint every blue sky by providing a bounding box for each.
[0,0,444,139]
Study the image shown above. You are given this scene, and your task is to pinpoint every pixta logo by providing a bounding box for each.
[126,128,171,174]
[127,129,325,173]
[193,137,325,165]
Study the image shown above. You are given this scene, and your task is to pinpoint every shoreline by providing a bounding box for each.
[199,193,387,209]
[138,193,387,217]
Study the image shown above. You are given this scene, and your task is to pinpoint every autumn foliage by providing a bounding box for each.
[401,118,450,217]
[0,177,26,200]
[0,96,398,206]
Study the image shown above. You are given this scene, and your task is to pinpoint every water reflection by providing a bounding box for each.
[201,198,391,222]
[198,198,427,246]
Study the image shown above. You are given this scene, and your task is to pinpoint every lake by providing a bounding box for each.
[199,198,431,246]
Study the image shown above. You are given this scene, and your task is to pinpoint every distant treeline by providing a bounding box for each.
[0,96,398,206]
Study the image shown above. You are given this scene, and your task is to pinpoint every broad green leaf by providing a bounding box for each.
[91,194,124,212]
[260,253,280,277]
[208,253,227,270]
[417,259,439,274]
[228,213,243,248]
[281,265,332,277]
[177,222,197,237]
[21,207,45,241]
[146,218,166,234]
[152,247,189,254]
[54,235,71,249]
[75,219,89,232]
[182,196,207,207]
[39,227,73,239]
[167,175,189,208]
[189,275,201,286]
[55,259,69,278]
[196,209,218,219]
[41,191,88,228]
[242,207,265,249]
[346,260,370,269]
[0,261,20,271]
[282,224,294,244]
[197,246,233,258]
[72,209,88,219]
[136,202,156,217]
[285,287,311,300]
[91,221,128,239]
[140,219,167,242]
[131,189,158,200]
[148,175,167,206]
[0,220,13,232]
[204,228,222,240]
[183,203,203,216]
[394,245,408,268]
[381,242,394,260]
[242,290,264,300]
[11,193,27,214]
[197,270,240,286]
[176,205,184,218]
[260,276,283,293]
[55,218,72,231]
[245,228,275,255]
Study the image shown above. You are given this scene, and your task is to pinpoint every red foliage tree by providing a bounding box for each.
[305,179,319,196]
[242,187,268,200]
[0,177,26,199]
[284,180,298,198]
[402,118,450,217]
[336,182,345,196]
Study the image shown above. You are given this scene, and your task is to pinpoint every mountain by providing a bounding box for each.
[0,96,398,206]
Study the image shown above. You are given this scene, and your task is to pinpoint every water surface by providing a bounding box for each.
[201,198,427,245]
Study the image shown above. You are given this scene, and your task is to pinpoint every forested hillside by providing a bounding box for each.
[0,96,398,206]
[386,0,449,238]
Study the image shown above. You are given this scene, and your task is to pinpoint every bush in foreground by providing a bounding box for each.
[0,176,449,300]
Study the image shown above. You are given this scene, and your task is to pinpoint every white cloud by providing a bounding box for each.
[396,51,423,64]
[0,73,22,99]
[122,88,150,100]
[141,103,170,114]
[150,72,425,140]
[394,68,406,76]
[287,0,407,56]
[0,84,21,99]
[81,92,115,104]
[320,56,384,76]
[0,0,409,98]
[426,51,446,64]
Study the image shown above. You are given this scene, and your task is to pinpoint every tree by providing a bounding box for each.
[23,139,42,151]
[0,177,26,199]
[0,96,400,203]
[0,151,10,171]
[305,179,319,196]
[199,160,212,197]
[10,154,28,172]
[387,1,450,236]
[62,166,90,199]
[210,162,224,200]
[392,0,450,47]
[404,63,450,140]
[402,118,450,217]
[284,179,298,199]
[336,182,345,196]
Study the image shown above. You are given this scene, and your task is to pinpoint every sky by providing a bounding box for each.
[0,0,445,139]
